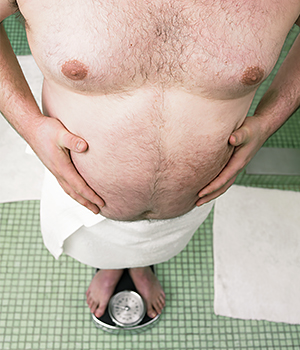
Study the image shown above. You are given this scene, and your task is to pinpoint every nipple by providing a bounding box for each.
[61,59,88,80]
[241,66,264,86]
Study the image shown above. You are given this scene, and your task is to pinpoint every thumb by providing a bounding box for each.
[60,131,88,153]
[229,127,250,147]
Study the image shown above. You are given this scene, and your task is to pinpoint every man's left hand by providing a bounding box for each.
[196,115,268,206]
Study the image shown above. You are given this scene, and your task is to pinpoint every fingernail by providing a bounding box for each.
[76,140,84,151]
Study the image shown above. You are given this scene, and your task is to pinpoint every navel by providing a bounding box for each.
[241,66,264,86]
[61,59,88,80]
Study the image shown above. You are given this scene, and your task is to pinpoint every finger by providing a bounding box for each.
[59,179,101,214]
[198,145,250,198]
[196,176,236,206]
[58,130,88,153]
[72,177,105,209]
[55,158,105,209]
[229,127,250,147]
[198,160,239,198]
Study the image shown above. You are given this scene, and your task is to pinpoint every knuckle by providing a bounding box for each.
[81,199,90,208]
[74,189,80,195]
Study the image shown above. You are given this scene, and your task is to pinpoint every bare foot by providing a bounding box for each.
[129,267,165,318]
[86,269,124,318]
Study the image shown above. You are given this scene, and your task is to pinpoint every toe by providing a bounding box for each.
[94,304,106,318]
[146,303,157,319]
[153,300,163,315]
[154,294,166,315]
[88,299,98,314]
[159,294,166,308]
[86,294,98,314]
[86,294,93,307]
[90,302,98,315]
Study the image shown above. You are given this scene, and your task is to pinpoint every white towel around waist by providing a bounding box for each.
[40,170,214,269]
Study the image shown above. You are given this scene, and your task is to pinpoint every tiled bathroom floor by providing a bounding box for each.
[1,15,300,350]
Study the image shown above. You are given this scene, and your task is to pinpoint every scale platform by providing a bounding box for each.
[92,267,161,334]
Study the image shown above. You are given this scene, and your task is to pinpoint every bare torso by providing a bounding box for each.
[18,0,299,220]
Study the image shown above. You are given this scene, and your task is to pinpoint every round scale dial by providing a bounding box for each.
[108,291,146,327]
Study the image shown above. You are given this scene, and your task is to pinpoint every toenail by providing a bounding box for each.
[149,311,157,318]
[95,311,102,318]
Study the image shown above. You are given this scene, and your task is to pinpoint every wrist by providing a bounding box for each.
[5,107,47,147]
[22,113,51,148]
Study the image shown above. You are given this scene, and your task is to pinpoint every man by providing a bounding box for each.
[1,0,299,320]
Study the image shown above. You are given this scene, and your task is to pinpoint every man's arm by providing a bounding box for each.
[197,24,300,206]
[0,3,104,213]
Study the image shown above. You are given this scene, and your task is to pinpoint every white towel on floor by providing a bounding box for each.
[0,56,44,203]
[41,169,214,269]
[213,185,300,324]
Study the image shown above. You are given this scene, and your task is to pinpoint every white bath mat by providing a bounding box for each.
[213,185,300,324]
[0,56,45,203]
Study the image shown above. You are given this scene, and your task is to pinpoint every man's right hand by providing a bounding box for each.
[32,116,105,214]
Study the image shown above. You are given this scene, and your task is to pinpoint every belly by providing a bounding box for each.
[42,82,252,221]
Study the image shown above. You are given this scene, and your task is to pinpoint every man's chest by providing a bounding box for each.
[20,0,295,97]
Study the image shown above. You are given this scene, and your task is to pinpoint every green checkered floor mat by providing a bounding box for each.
[3,15,31,56]
[1,201,300,350]
[1,13,300,350]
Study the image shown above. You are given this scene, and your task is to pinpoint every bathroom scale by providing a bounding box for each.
[92,267,161,334]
